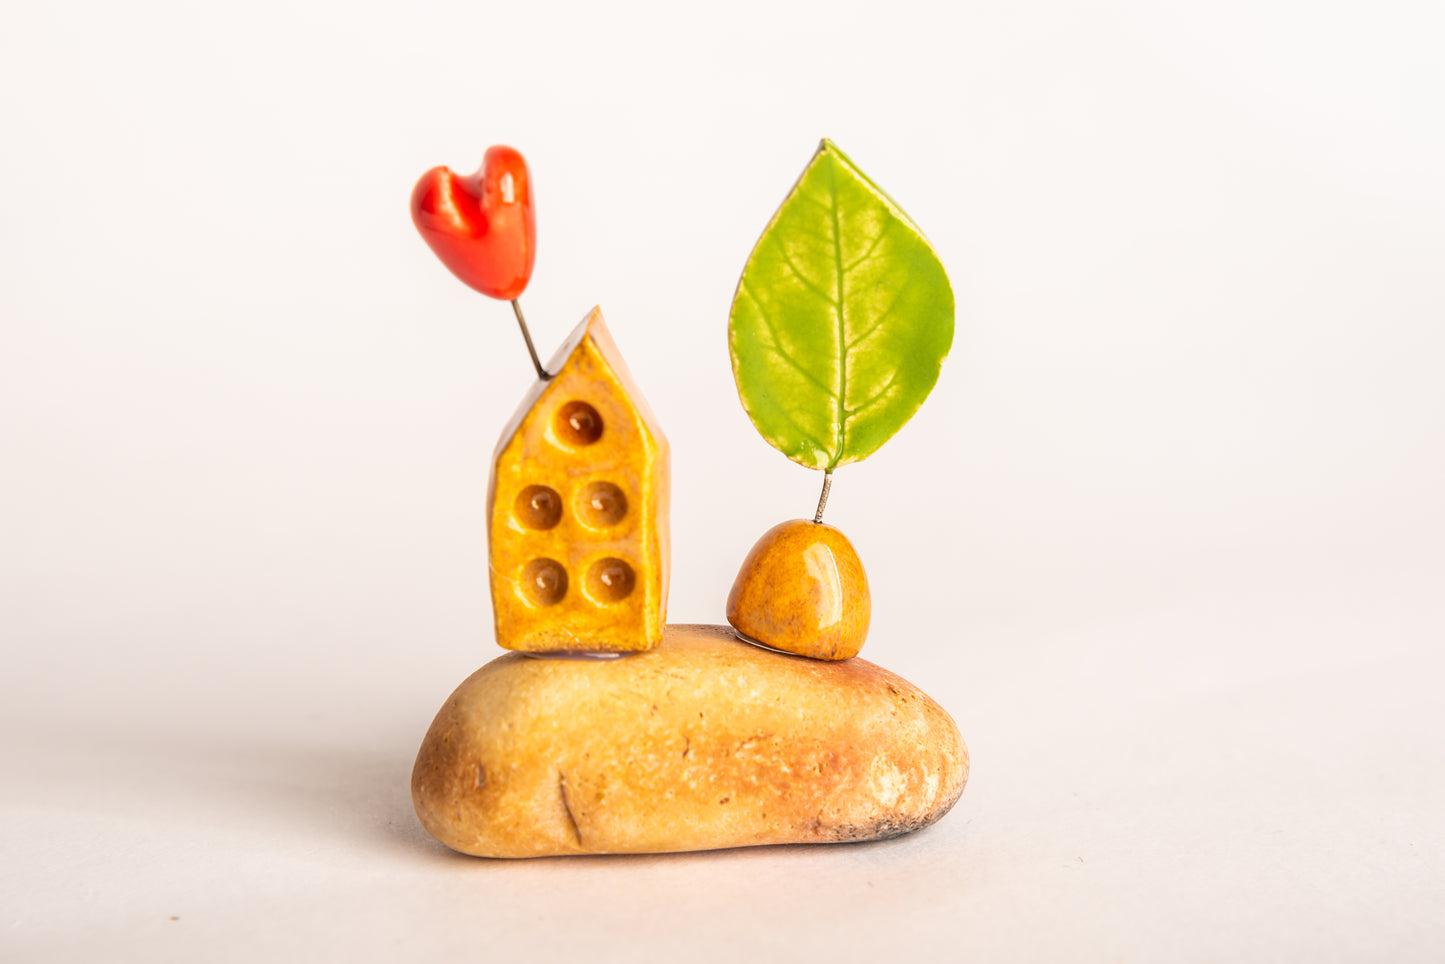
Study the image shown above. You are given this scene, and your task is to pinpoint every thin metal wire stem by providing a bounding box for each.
[510,299,550,381]
[814,471,833,524]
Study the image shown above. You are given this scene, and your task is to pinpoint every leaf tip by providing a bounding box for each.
[817,138,849,164]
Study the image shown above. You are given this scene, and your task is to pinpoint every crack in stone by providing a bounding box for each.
[558,772,583,847]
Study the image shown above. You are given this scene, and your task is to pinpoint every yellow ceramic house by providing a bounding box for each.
[487,307,669,653]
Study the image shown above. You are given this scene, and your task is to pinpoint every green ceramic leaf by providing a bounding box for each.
[728,139,955,472]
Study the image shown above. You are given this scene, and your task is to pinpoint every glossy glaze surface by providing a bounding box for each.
[411,145,536,300]
[728,139,953,471]
[726,519,870,660]
[487,307,669,653]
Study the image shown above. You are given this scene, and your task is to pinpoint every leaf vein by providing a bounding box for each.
[739,281,839,400]
[843,221,894,274]
[770,404,833,459]
[844,369,903,421]
[845,280,911,350]
[774,243,838,307]
[795,189,834,215]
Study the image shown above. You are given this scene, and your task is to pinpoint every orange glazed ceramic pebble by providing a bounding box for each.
[488,307,669,653]
[726,519,869,660]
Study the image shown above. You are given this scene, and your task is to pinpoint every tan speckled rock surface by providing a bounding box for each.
[412,623,967,857]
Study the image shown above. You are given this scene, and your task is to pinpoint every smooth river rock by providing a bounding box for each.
[412,624,967,857]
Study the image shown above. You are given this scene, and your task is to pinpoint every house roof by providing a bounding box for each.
[492,306,667,461]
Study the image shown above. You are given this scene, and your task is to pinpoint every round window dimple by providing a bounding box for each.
[555,400,603,446]
[520,558,567,606]
[577,481,627,528]
[585,557,635,603]
[515,485,562,530]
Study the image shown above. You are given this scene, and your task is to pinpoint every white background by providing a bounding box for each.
[2,0,1442,960]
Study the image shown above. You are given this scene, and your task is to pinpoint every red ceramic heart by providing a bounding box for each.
[411,145,535,301]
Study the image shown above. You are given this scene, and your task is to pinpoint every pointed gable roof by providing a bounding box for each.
[492,306,667,462]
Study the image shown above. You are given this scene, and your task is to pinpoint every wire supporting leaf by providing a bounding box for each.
[728,140,954,471]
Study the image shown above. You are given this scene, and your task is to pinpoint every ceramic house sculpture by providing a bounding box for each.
[487,307,670,653]
[410,143,967,859]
